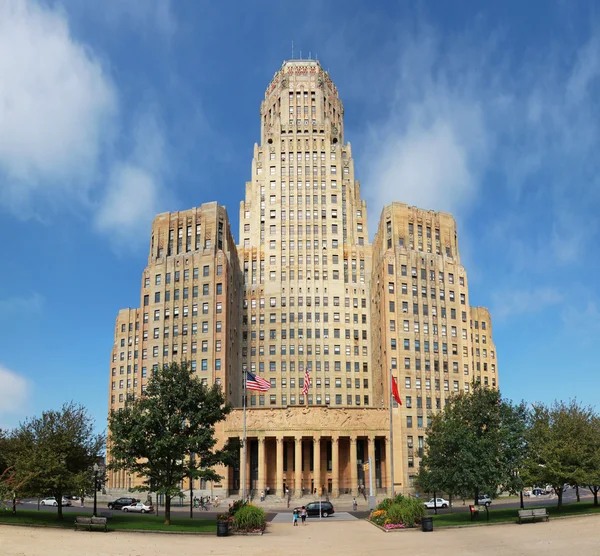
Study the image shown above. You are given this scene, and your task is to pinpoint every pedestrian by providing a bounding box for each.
[352,497,357,511]
[301,505,307,525]
[293,508,299,526]
[80,496,84,508]
[260,490,265,502]
[214,495,219,507]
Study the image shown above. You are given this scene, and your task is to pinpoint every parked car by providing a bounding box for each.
[107,497,138,510]
[424,498,449,509]
[40,497,71,507]
[293,501,335,517]
[532,488,547,496]
[477,494,492,507]
[122,502,153,514]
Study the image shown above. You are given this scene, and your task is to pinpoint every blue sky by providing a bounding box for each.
[1,0,599,433]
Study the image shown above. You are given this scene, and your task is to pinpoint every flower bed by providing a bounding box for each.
[368,495,425,531]
[224,501,266,534]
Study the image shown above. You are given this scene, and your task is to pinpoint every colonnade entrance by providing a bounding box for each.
[227,434,391,498]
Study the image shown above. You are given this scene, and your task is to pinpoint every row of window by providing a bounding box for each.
[244,343,368,357]
[248,394,369,406]
[244,312,365,326]
[143,290,224,306]
[401,377,495,391]
[244,361,369,373]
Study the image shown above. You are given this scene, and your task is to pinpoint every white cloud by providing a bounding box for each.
[360,23,600,274]
[362,28,492,228]
[0,292,44,314]
[95,111,171,248]
[0,0,117,213]
[0,365,31,429]
[491,287,563,320]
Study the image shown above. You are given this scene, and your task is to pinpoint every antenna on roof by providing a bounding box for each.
[309,51,312,60]
[292,40,294,60]
[300,49,302,59]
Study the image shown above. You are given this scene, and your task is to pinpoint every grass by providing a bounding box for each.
[0,509,216,533]
[431,501,600,527]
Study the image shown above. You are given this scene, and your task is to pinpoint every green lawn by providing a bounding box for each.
[0,509,216,533]
[431,501,600,527]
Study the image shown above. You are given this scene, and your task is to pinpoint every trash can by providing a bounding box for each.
[217,521,229,537]
[421,517,433,532]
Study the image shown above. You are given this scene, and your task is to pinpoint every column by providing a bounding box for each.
[221,461,229,496]
[313,436,321,497]
[367,435,376,495]
[331,436,339,497]
[239,437,245,495]
[294,436,303,495]
[350,436,358,496]
[276,436,284,497]
[257,436,266,494]
[385,436,393,497]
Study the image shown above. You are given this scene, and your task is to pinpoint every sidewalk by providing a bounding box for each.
[2,514,599,556]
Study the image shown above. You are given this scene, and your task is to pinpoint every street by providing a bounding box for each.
[12,487,592,521]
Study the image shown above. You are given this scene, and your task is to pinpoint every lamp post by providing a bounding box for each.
[93,463,99,517]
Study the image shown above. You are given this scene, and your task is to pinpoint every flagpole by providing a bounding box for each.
[242,371,247,502]
[389,368,395,498]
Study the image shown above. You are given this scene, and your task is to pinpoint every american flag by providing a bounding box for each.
[245,371,271,392]
[301,368,311,397]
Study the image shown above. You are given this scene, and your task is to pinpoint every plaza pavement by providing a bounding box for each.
[1,514,599,556]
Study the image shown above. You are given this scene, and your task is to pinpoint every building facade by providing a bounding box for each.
[106,60,498,498]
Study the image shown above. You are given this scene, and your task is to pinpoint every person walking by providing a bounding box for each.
[300,506,307,525]
[293,508,299,526]
[80,496,84,508]
[260,490,265,502]
[352,497,357,511]
[214,495,219,507]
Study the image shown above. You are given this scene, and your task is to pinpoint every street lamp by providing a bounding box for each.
[93,463,99,517]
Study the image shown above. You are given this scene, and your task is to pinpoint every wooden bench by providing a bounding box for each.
[518,508,549,524]
[74,516,108,532]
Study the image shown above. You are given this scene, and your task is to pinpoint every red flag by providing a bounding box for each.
[391,376,402,405]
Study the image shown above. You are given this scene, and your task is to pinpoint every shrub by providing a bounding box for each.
[385,503,405,525]
[232,504,266,532]
[376,498,393,511]
[369,509,387,526]
[393,493,405,504]
[386,497,426,527]
[228,499,247,517]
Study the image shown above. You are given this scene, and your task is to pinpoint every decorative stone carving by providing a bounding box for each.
[225,407,389,434]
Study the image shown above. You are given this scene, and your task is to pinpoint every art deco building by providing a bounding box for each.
[106,60,498,498]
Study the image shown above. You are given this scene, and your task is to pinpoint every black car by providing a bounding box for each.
[108,497,138,510]
[294,501,335,517]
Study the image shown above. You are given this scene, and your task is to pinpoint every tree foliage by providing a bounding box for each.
[108,361,234,525]
[523,400,597,510]
[8,403,104,519]
[417,384,527,506]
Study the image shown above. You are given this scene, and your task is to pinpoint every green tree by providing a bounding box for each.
[523,400,595,511]
[108,361,234,525]
[584,415,600,506]
[417,384,528,506]
[10,403,104,519]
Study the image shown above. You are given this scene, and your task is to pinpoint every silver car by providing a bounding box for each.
[122,502,154,514]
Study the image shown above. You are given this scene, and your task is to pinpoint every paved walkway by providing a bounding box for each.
[1,515,599,555]
[271,511,357,523]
